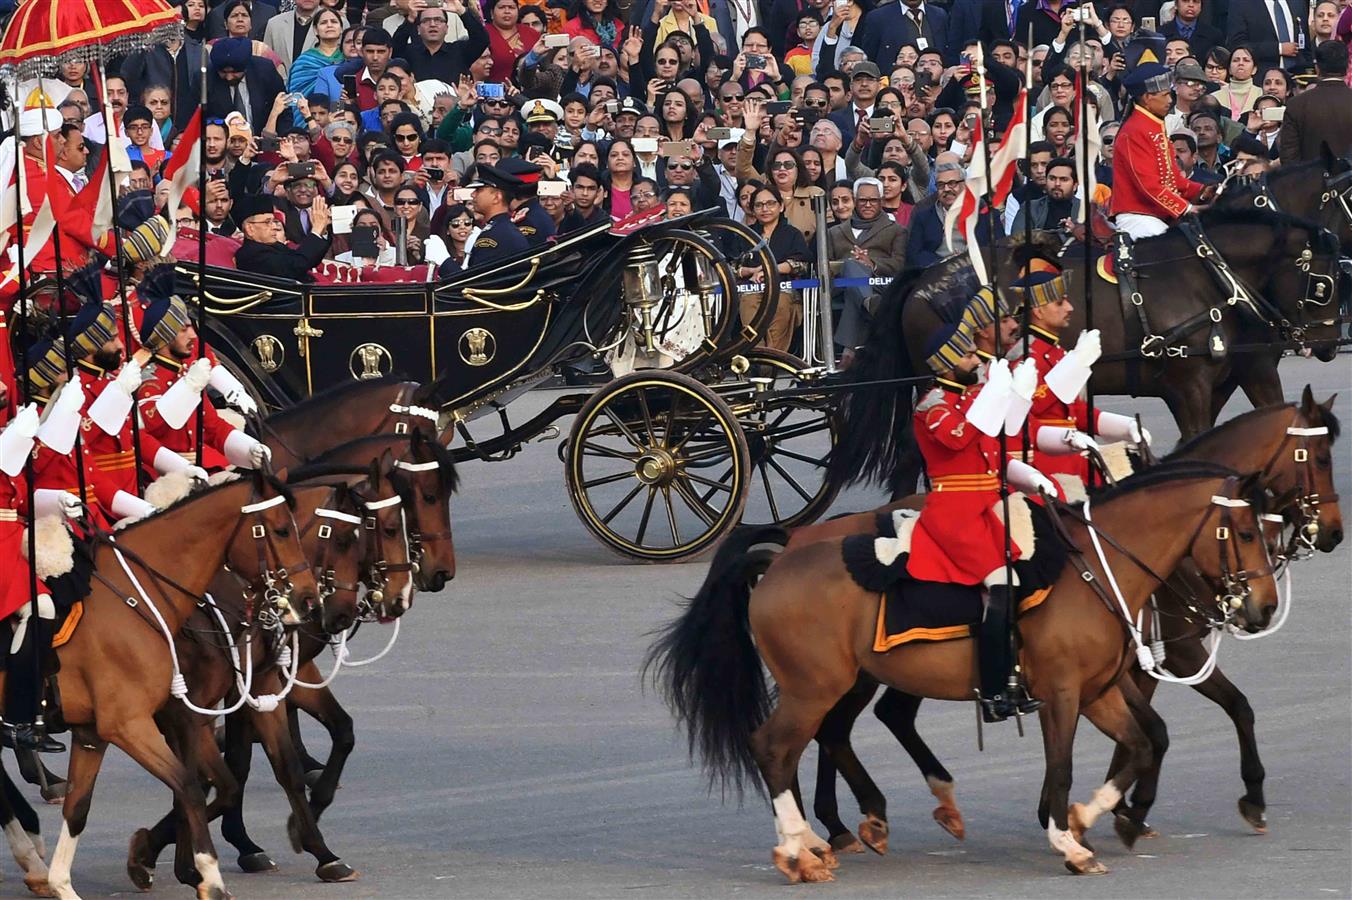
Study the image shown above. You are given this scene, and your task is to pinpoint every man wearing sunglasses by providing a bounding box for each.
[659,151,726,215]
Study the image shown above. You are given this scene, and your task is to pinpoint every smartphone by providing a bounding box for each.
[544,33,570,48]
[867,116,894,131]
[605,99,620,114]
[537,180,567,197]
[632,137,659,153]
[707,127,734,140]
[424,166,446,181]
[834,0,849,14]
[287,92,304,105]
[331,204,357,234]
[350,224,379,259]
[342,74,358,100]
[525,145,548,161]
[256,135,282,153]
[766,100,791,115]
[286,161,316,178]
[1141,16,1156,31]
[745,53,766,69]
[1261,106,1286,122]
[476,82,505,99]
[453,187,474,202]
[658,139,694,157]
[425,0,445,6]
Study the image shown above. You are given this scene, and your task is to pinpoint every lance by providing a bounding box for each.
[1077,14,1097,488]
[194,40,208,468]
[1020,22,1034,462]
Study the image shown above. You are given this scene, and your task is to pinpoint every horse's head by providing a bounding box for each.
[353,450,416,619]
[398,426,458,593]
[1276,386,1344,554]
[228,471,321,627]
[304,482,366,635]
[1189,473,1280,633]
[1262,217,1344,361]
[1318,143,1352,253]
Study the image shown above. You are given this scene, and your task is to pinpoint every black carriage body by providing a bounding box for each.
[182,221,634,417]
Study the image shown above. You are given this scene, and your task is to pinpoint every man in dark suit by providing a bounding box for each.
[1226,0,1311,75]
[1160,0,1224,60]
[275,171,322,245]
[205,0,278,40]
[946,0,1016,56]
[1280,40,1352,161]
[233,194,331,282]
[1010,157,1082,240]
[905,159,989,268]
[858,0,948,72]
[827,61,881,148]
[205,38,287,134]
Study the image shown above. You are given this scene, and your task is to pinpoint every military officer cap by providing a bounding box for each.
[497,157,544,197]
[614,96,647,118]
[524,98,564,125]
[464,163,527,193]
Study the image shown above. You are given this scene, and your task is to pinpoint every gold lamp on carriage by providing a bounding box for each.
[622,242,664,353]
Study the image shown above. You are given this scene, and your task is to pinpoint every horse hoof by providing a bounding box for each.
[316,861,359,883]
[933,805,966,841]
[236,852,277,874]
[1113,812,1144,850]
[857,815,889,856]
[809,847,839,870]
[126,829,156,891]
[1137,821,1160,839]
[828,832,865,854]
[1238,798,1267,833]
[1065,856,1109,876]
[1067,803,1095,853]
[772,848,834,884]
[39,782,66,804]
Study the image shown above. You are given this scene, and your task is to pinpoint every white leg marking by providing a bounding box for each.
[4,820,47,877]
[926,774,956,804]
[771,790,809,858]
[47,822,80,900]
[29,832,46,863]
[1078,781,1123,830]
[1047,822,1092,866]
[195,852,225,896]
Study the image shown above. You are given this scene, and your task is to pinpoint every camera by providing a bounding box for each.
[745,53,766,69]
[867,116,894,132]
[476,82,505,99]
[424,166,446,181]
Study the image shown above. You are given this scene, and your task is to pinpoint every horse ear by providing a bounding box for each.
[1322,393,1339,413]
[1301,384,1316,413]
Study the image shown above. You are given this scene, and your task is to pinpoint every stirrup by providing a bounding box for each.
[979,695,1016,724]
[1008,684,1044,716]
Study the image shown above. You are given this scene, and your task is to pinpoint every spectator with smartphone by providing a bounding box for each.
[235,193,332,279]
[815,0,870,74]
[335,206,397,267]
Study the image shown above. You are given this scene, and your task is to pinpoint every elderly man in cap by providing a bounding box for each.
[1111,62,1215,240]
[524,98,564,145]
[233,193,331,281]
[439,163,529,277]
[205,37,285,131]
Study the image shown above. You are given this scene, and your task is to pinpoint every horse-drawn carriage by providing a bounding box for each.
[180,211,840,561]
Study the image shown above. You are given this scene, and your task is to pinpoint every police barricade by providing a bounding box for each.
[723,272,896,367]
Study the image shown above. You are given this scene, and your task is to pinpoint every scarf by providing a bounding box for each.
[595,18,618,47]
[850,211,882,231]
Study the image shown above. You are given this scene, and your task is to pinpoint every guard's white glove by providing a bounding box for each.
[1006,459,1058,497]
[1035,425,1098,455]
[185,465,210,485]
[1004,358,1037,435]
[208,365,258,415]
[184,357,212,392]
[53,375,85,413]
[1098,411,1149,445]
[114,359,143,396]
[0,404,40,476]
[1010,357,1037,401]
[965,359,1012,437]
[223,430,270,469]
[1066,429,1099,452]
[34,488,82,520]
[1072,328,1102,367]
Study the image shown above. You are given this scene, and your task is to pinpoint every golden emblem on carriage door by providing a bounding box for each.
[349,343,393,380]
[458,327,496,366]
[251,335,284,373]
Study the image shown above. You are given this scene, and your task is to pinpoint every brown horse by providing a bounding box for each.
[0,472,321,899]
[648,463,1280,882]
[258,378,438,471]
[801,388,1344,852]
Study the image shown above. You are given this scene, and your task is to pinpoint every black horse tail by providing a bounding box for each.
[825,269,924,496]
[643,525,787,800]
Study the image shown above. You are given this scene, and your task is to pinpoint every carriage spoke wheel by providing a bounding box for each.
[566,371,750,562]
[711,349,839,529]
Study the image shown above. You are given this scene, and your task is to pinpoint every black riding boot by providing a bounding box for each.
[2,616,64,754]
[978,587,1016,723]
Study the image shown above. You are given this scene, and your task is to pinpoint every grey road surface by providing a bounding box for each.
[18,357,1351,900]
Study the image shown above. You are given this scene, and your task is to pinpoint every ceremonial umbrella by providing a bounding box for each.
[0,0,182,78]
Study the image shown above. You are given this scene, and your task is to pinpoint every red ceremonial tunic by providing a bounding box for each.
[1110,105,1206,222]
[907,379,1018,586]
[75,360,168,498]
[29,430,117,533]
[1011,326,1103,485]
[0,470,50,619]
[138,355,235,473]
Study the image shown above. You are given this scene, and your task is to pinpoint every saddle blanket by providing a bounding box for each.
[840,500,1063,652]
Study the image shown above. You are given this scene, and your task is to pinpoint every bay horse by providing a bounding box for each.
[829,209,1344,500]
[126,454,412,888]
[0,472,322,899]
[648,463,1280,881]
[256,378,439,471]
[800,388,1343,854]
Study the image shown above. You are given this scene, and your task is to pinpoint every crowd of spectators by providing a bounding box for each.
[25,0,1352,358]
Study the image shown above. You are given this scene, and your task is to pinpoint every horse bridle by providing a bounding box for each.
[391,457,453,576]
[223,490,315,624]
[1256,419,1338,561]
[352,487,414,608]
[304,506,365,604]
[1248,168,1351,326]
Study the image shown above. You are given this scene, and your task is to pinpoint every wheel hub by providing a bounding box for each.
[635,448,677,485]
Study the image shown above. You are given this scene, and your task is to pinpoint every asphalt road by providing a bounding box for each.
[14,357,1350,900]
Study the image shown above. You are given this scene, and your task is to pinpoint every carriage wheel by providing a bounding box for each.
[638,228,739,371]
[565,371,750,562]
[718,349,839,529]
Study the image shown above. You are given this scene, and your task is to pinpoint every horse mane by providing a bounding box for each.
[286,461,377,483]
[302,430,459,493]
[127,471,297,525]
[1164,403,1297,461]
[265,376,417,427]
[1087,460,1243,506]
[412,426,460,494]
[1196,205,1327,237]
